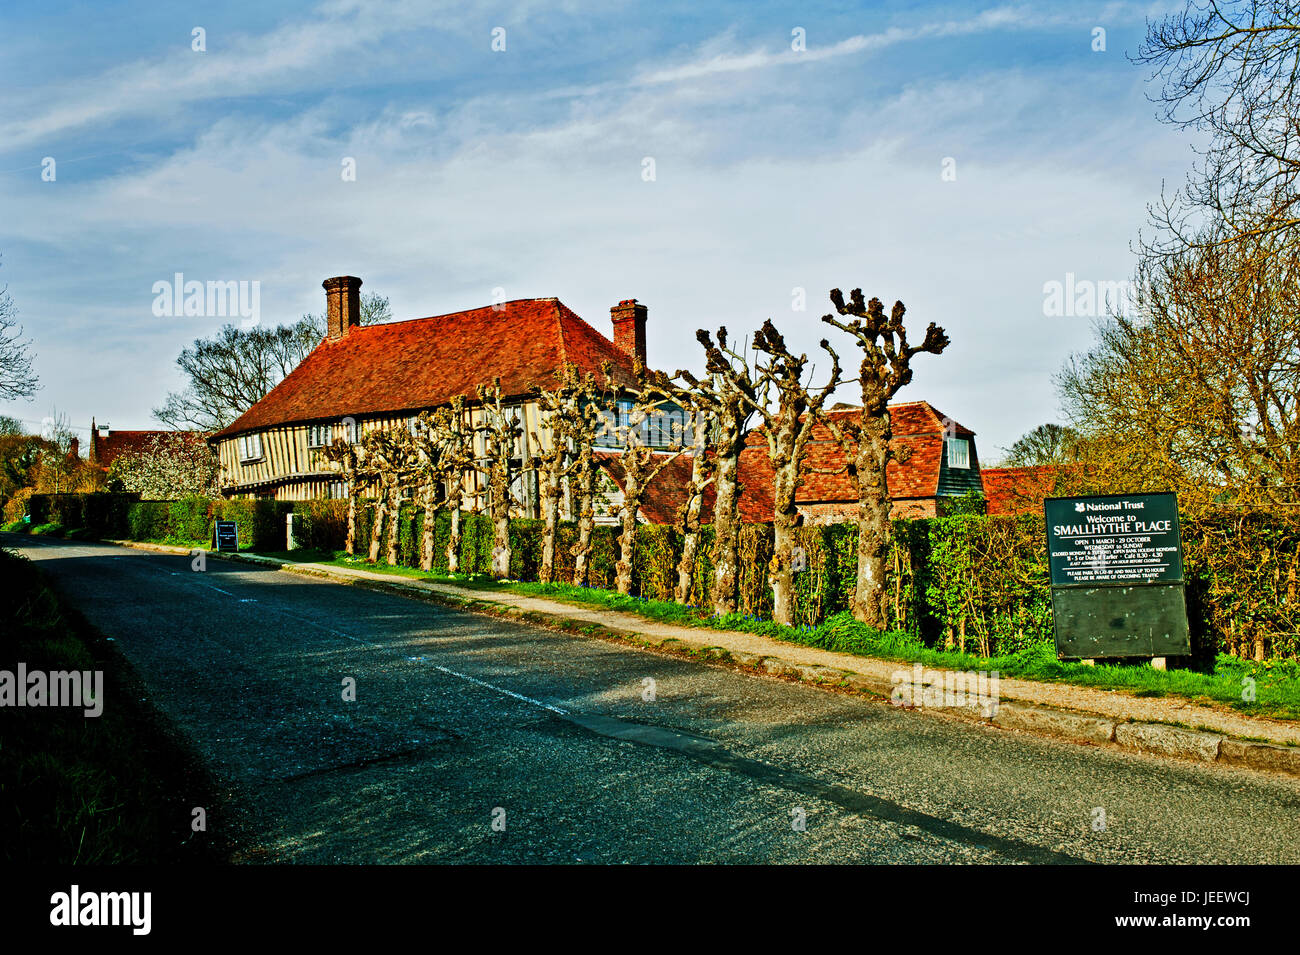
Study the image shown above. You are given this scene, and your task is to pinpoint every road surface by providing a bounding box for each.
[8,535,1299,864]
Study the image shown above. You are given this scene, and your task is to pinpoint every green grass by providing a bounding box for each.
[255,548,1300,722]
[0,547,232,863]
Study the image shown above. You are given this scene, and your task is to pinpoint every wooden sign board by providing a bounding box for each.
[214,521,239,552]
[1044,493,1191,659]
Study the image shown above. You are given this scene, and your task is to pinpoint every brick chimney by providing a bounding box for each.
[610,299,647,366]
[323,276,363,341]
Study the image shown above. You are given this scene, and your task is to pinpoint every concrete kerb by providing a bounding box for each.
[104,539,1300,778]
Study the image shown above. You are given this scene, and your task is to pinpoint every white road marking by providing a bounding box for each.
[432,664,569,716]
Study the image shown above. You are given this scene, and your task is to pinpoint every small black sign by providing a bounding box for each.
[1044,492,1184,586]
[1044,493,1191,659]
[214,521,239,552]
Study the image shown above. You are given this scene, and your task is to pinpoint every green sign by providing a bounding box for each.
[1044,493,1191,659]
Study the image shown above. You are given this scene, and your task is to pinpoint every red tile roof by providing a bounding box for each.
[982,465,1058,516]
[213,298,639,440]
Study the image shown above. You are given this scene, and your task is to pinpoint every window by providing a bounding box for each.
[238,433,264,462]
[327,481,345,499]
[946,436,970,469]
[307,424,330,448]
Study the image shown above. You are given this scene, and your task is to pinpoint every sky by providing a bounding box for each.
[0,0,1193,460]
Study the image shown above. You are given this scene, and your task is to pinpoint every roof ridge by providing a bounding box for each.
[553,300,570,367]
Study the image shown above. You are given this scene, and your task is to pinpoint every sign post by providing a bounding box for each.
[214,521,239,553]
[1044,492,1190,661]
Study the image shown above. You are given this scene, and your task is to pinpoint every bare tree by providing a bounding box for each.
[563,364,615,587]
[361,426,415,565]
[0,266,38,400]
[669,392,714,604]
[607,366,686,596]
[320,426,369,555]
[530,364,591,584]
[1002,423,1080,467]
[678,329,760,616]
[435,397,475,574]
[743,320,841,626]
[821,289,949,627]
[1058,227,1300,511]
[156,291,393,431]
[1138,1,1300,249]
[476,378,523,579]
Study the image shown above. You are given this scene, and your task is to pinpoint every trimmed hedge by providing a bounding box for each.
[13,493,1300,661]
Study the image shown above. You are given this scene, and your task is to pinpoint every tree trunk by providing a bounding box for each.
[367,493,387,563]
[675,491,703,604]
[710,451,741,615]
[853,411,892,628]
[572,459,595,586]
[419,494,436,572]
[770,472,799,626]
[344,483,357,555]
[492,506,511,578]
[385,484,401,566]
[446,501,461,574]
[539,455,563,584]
[615,463,641,596]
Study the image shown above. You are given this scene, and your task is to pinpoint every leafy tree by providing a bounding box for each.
[107,433,220,500]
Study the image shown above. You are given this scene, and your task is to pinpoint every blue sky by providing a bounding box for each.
[0,0,1190,458]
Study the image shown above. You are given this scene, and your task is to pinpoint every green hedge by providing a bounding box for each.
[14,493,1300,661]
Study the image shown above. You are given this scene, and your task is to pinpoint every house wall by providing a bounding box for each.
[213,399,553,510]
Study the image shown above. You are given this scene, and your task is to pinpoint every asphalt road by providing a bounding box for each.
[8,534,1300,864]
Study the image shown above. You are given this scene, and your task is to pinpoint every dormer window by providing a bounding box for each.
[946,436,970,469]
[238,433,264,463]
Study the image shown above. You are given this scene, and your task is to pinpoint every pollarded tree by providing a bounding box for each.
[743,320,841,626]
[362,425,416,565]
[530,364,590,584]
[563,363,615,587]
[820,288,949,627]
[672,392,714,604]
[476,378,524,579]
[607,365,686,596]
[678,329,760,616]
[432,396,475,574]
[320,424,368,555]
[409,410,452,572]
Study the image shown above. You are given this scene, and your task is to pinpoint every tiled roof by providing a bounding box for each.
[91,430,200,469]
[213,299,639,440]
[982,465,1058,516]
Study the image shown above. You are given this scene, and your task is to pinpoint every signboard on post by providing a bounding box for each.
[214,521,239,553]
[1044,492,1191,660]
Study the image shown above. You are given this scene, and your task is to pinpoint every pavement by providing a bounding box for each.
[7,532,1300,864]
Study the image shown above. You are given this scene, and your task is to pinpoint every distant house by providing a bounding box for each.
[209,276,675,510]
[88,419,206,473]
